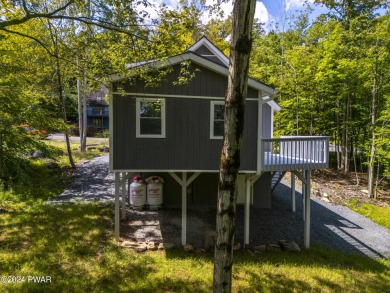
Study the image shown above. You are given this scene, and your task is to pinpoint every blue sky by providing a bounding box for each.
[143,0,328,31]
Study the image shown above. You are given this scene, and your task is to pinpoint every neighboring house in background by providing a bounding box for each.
[109,37,330,248]
[87,87,109,130]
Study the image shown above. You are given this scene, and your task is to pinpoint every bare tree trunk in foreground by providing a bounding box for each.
[213,0,256,291]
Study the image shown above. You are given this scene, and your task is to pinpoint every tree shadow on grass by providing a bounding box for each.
[163,247,390,292]
[1,202,389,292]
[0,203,156,292]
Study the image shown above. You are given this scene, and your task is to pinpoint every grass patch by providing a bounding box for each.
[1,153,389,292]
[0,201,389,292]
[43,138,109,166]
[348,199,390,229]
[0,159,70,203]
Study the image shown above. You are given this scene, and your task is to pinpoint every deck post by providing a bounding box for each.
[121,172,126,220]
[304,171,311,249]
[244,177,251,246]
[291,172,296,212]
[302,170,306,220]
[114,172,120,240]
[181,172,187,246]
[168,172,200,247]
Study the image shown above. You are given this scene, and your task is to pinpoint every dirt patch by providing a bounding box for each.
[120,207,216,248]
[286,169,390,207]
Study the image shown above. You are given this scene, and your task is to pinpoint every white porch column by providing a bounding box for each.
[302,170,306,220]
[169,172,200,246]
[181,172,187,246]
[244,178,251,246]
[304,171,311,249]
[291,172,296,212]
[121,172,127,220]
[114,172,120,240]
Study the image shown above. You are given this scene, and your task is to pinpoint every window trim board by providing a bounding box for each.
[136,97,166,138]
[210,100,225,139]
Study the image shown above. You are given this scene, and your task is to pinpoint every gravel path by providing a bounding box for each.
[51,155,390,259]
[236,181,390,259]
[50,154,114,203]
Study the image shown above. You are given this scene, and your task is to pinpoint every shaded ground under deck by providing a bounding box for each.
[54,155,390,259]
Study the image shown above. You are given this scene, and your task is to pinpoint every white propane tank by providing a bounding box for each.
[146,176,164,208]
[129,176,146,208]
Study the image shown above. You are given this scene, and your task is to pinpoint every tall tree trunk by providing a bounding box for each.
[81,65,88,152]
[368,65,378,198]
[80,0,91,153]
[335,103,341,170]
[343,95,350,172]
[213,0,256,291]
[77,57,83,147]
[48,21,76,169]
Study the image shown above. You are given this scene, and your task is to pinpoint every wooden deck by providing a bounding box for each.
[260,136,330,172]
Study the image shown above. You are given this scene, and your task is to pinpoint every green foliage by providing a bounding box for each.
[250,6,390,179]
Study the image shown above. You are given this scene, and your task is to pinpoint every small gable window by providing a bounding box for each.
[210,101,225,139]
[136,98,165,138]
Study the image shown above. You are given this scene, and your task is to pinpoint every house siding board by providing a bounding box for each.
[113,94,258,170]
[113,95,125,169]
[116,64,258,98]
[194,45,214,56]
[247,87,258,99]
[262,103,272,139]
[193,45,226,66]
[253,172,272,209]
[240,101,257,170]
[112,62,263,171]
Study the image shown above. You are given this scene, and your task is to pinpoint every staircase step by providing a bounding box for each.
[271,171,286,192]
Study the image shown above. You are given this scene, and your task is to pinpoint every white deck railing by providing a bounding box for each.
[259,136,330,172]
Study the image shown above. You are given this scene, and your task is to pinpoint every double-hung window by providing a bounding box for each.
[136,98,165,138]
[210,101,225,139]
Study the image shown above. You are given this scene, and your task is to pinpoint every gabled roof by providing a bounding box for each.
[109,37,280,111]
[186,36,230,67]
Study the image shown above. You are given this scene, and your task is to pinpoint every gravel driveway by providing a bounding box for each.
[51,154,390,259]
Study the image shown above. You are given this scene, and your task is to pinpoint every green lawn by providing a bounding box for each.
[0,201,389,293]
[348,199,390,230]
[0,158,389,292]
[43,138,109,166]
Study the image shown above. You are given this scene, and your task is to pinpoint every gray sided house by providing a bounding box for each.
[87,87,109,130]
[109,37,330,248]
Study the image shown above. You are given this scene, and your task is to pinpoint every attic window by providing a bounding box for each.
[136,98,165,138]
[210,101,225,139]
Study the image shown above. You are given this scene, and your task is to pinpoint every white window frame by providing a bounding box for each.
[210,100,225,139]
[136,97,166,138]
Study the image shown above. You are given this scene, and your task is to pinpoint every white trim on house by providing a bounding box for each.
[109,52,280,111]
[112,92,264,103]
[257,92,262,175]
[186,37,230,66]
[271,109,274,138]
[210,100,225,139]
[135,97,166,138]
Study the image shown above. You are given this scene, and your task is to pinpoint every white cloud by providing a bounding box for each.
[140,0,272,29]
[284,0,314,11]
[254,2,269,24]
[202,0,271,27]
[137,0,180,23]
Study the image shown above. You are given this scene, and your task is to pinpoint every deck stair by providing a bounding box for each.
[271,171,286,192]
